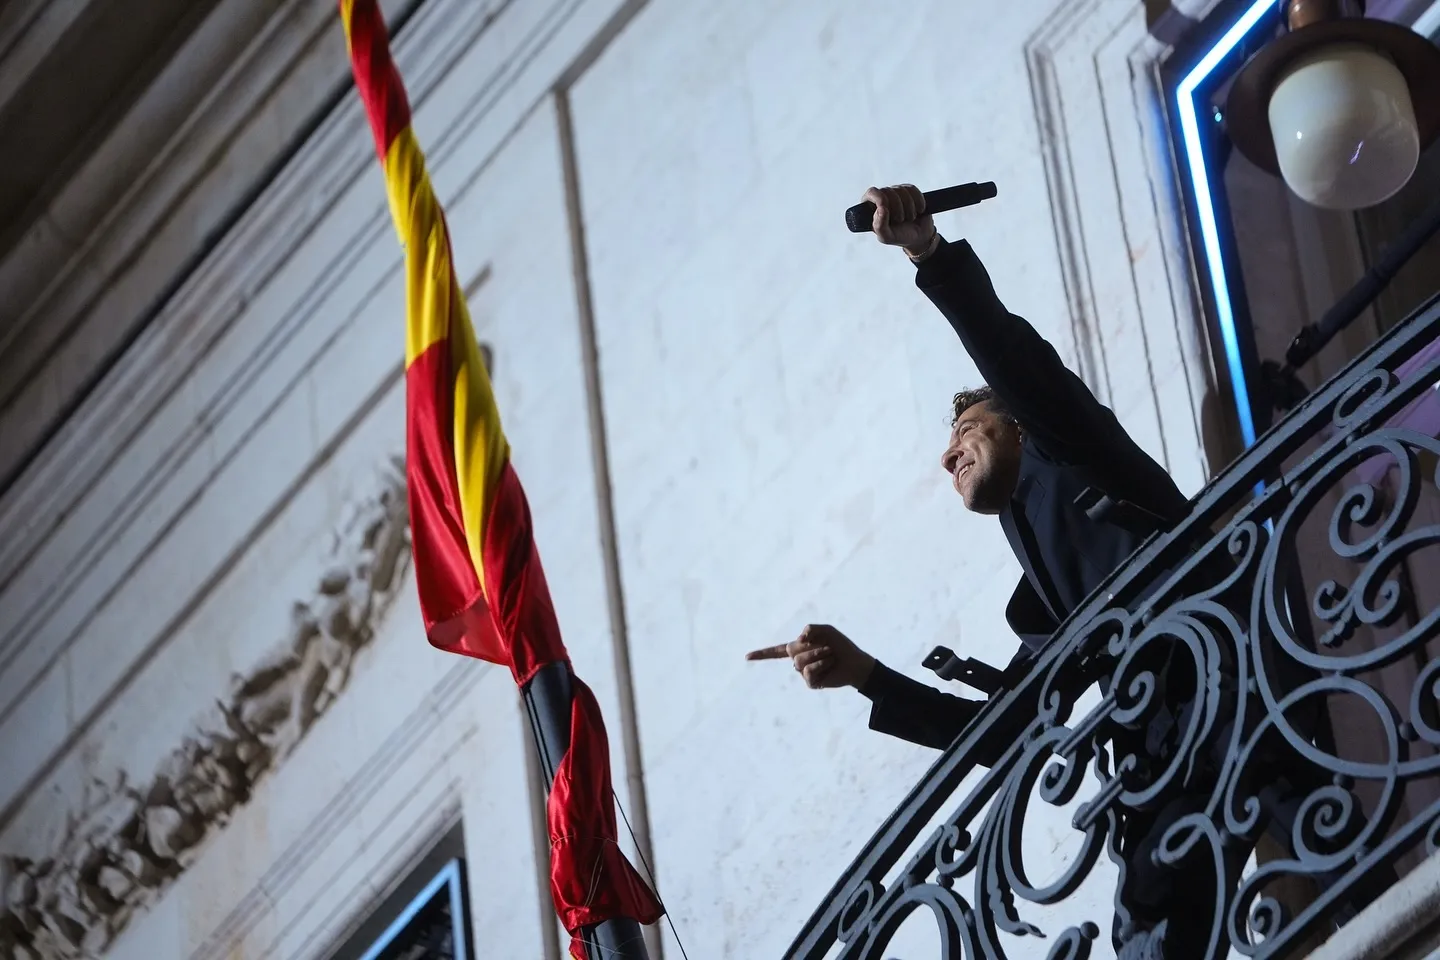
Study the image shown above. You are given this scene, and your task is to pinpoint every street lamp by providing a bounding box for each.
[1226,0,1440,209]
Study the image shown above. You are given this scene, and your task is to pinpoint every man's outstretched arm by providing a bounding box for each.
[746,624,986,755]
[861,184,1118,463]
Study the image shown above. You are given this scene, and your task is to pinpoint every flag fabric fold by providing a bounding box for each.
[339,2,663,954]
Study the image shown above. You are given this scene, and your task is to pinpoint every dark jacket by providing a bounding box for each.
[861,238,1191,752]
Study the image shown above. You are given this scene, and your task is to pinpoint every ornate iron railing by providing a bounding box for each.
[786,292,1440,960]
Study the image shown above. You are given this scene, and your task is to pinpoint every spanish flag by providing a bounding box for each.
[340,2,662,954]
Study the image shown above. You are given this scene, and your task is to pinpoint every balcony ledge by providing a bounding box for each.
[1309,852,1440,960]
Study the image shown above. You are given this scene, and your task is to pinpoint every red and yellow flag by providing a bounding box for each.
[340,2,662,953]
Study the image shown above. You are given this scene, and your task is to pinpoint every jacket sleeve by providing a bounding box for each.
[859,661,983,753]
[860,659,1038,766]
[914,238,1115,463]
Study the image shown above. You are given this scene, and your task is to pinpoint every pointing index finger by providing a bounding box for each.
[745,643,791,661]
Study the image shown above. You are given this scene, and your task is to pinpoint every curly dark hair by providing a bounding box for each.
[950,386,1017,427]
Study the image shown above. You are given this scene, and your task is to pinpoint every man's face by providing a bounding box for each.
[939,401,1022,514]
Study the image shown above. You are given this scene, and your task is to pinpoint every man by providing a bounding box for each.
[747,183,1189,749]
[746,185,1369,958]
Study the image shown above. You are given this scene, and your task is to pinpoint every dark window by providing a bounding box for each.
[327,824,476,960]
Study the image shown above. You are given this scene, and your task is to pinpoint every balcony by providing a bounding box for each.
[785,291,1440,959]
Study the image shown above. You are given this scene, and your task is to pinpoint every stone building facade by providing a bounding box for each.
[1,0,1434,957]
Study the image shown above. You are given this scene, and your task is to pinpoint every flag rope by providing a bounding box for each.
[613,791,691,960]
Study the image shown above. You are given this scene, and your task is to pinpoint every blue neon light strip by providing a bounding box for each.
[1174,0,1275,447]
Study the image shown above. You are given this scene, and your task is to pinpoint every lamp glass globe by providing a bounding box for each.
[1267,42,1420,210]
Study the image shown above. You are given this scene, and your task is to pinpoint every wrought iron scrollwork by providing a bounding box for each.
[786,294,1440,960]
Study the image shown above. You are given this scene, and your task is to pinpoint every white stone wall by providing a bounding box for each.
[0,0,1216,957]
[569,0,1210,955]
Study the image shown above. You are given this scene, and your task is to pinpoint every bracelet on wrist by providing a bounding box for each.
[906,231,941,263]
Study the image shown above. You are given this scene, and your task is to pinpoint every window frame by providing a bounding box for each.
[1161,0,1440,449]
[356,857,475,960]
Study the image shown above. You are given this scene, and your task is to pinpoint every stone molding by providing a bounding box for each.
[188,662,484,960]
[0,0,424,489]
[1022,0,1214,490]
[0,0,493,615]
[0,0,543,829]
[0,465,411,960]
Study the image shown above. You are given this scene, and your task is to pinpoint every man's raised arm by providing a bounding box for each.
[862,184,1113,462]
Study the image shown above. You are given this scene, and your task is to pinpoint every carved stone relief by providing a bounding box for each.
[0,461,412,960]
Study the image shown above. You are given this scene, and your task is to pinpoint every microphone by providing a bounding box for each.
[845,181,997,233]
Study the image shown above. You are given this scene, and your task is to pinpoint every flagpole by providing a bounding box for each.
[523,662,651,960]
